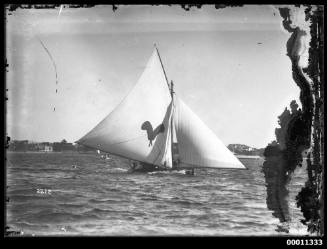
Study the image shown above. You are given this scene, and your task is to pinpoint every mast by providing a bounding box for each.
[170,80,175,169]
[154,43,170,91]
[154,43,175,169]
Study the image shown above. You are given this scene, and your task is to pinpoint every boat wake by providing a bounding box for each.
[108,168,129,173]
[147,170,187,175]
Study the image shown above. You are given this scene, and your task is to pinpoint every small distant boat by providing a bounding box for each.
[77,45,246,173]
[100,154,111,160]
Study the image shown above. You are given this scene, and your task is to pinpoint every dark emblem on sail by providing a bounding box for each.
[141,121,165,146]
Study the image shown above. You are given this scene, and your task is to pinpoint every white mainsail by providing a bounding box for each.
[173,96,245,169]
[77,48,173,168]
[78,46,245,170]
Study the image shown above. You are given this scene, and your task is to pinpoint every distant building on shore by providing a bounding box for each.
[7,139,96,153]
[53,140,75,152]
[32,142,53,152]
[39,142,53,152]
[44,145,53,152]
[8,140,70,152]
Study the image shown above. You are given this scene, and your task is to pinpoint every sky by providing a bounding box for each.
[6,5,303,148]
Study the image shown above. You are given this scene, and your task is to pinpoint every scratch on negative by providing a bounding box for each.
[37,37,58,87]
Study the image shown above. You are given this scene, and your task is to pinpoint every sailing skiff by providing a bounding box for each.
[77,45,246,173]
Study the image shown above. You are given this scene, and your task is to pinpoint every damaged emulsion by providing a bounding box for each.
[262,6,324,235]
[5,4,324,235]
[296,5,324,235]
[6,4,244,13]
[6,4,96,12]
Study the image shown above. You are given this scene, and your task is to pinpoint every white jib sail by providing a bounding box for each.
[77,48,173,168]
[173,97,246,169]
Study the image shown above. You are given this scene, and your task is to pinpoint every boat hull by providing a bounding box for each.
[129,162,163,173]
[128,162,194,175]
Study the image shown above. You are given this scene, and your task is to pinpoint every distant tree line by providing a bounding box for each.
[7,139,96,153]
[227,144,265,156]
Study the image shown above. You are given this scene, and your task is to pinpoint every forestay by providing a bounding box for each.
[173,97,246,169]
[77,48,173,168]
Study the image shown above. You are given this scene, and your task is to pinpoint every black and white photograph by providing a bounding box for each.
[4,4,324,238]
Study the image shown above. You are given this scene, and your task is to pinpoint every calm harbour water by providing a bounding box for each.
[6,152,309,236]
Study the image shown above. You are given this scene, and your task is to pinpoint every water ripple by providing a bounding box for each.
[6,152,308,236]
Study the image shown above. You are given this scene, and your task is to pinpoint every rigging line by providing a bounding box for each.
[106,135,146,146]
[37,36,58,86]
[93,149,147,166]
[79,135,164,167]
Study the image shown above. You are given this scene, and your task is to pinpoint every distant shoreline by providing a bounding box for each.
[6,151,95,154]
[6,151,263,158]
